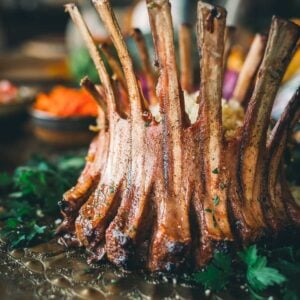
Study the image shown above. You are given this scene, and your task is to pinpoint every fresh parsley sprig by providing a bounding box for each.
[191,244,299,299]
[239,245,286,297]
[193,252,233,291]
[0,154,85,249]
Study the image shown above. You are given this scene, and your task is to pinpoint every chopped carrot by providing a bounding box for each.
[34,86,98,117]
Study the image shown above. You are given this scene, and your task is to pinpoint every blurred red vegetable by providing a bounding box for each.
[0,80,18,104]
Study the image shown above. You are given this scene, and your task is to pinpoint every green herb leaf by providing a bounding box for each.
[193,252,232,291]
[248,257,286,291]
[213,195,220,206]
[239,245,286,291]
[212,168,219,174]
[0,153,85,249]
[282,288,299,300]
[0,172,13,189]
[239,245,258,266]
[109,186,115,194]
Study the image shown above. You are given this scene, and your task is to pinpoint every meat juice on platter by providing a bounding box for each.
[57,0,300,272]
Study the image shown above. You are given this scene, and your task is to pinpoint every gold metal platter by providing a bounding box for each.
[0,240,217,300]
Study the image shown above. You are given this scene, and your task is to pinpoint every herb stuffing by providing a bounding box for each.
[0,154,85,249]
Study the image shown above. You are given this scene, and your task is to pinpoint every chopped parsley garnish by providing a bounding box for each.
[0,154,85,249]
[193,251,233,291]
[213,195,220,206]
[204,207,218,228]
[109,185,115,194]
[189,244,299,299]
[212,168,219,174]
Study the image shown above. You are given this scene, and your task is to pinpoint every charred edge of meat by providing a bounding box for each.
[60,1,300,272]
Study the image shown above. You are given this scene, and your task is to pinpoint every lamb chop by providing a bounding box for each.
[58,0,300,272]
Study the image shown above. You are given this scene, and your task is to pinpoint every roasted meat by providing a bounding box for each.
[58,0,300,272]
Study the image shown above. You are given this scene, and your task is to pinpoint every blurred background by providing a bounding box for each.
[0,0,299,84]
[0,0,299,171]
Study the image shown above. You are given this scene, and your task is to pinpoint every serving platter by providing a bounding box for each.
[0,239,244,300]
[0,0,299,298]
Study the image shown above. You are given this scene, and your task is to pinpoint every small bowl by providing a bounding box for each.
[30,108,97,147]
[0,86,36,117]
[0,86,36,137]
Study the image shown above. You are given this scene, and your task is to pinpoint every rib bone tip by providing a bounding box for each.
[64,3,75,12]
[80,76,90,85]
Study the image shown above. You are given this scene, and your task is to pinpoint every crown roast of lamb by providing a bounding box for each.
[57,0,300,272]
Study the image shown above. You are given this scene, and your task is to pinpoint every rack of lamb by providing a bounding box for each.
[58,0,300,272]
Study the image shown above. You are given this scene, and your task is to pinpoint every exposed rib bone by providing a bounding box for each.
[80,76,107,130]
[99,43,127,91]
[179,24,194,93]
[56,32,111,234]
[131,28,158,105]
[89,0,154,268]
[197,2,232,240]
[65,4,117,117]
[266,87,300,229]
[238,17,299,240]
[233,34,267,104]
[147,0,191,271]
[147,0,185,191]
[268,87,300,148]
[81,76,107,115]
[93,0,146,119]
[97,44,130,116]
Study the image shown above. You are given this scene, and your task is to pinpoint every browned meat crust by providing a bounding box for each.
[59,0,300,272]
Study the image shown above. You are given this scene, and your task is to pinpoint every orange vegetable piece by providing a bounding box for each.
[34,86,98,117]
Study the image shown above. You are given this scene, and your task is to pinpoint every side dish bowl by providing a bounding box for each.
[0,86,36,117]
[30,108,97,147]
